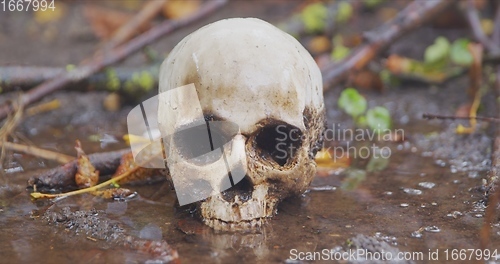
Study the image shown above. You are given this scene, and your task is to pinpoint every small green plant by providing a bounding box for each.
[336,1,353,23]
[424,36,450,65]
[338,87,367,119]
[424,37,473,67]
[301,3,328,33]
[331,35,350,61]
[366,106,391,132]
[338,88,391,133]
[449,38,473,66]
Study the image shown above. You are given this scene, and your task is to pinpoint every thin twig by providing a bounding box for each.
[0,141,74,164]
[0,65,161,95]
[101,0,167,50]
[493,4,500,45]
[462,0,500,55]
[422,113,500,123]
[25,99,60,116]
[0,96,23,140]
[30,164,140,199]
[321,0,455,89]
[0,0,227,120]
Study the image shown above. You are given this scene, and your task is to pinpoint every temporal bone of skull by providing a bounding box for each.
[158,18,325,230]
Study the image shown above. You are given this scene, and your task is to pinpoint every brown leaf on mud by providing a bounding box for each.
[75,140,99,188]
[162,0,201,19]
[83,5,150,40]
[350,70,384,92]
[385,54,410,75]
[112,152,158,184]
[92,188,137,200]
[307,36,331,55]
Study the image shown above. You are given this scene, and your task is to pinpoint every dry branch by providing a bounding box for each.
[0,0,227,120]
[0,65,160,95]
[321,0,455,89]
[0,141,74,164]
[462,0,500,55]
[422,113,500,123]
[492,4,500,45]
[104,0,167,50]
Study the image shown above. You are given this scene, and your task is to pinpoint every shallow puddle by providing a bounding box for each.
[1,1,499,263]
[1,83,499,263]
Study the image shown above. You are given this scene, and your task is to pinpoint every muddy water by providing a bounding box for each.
[1,82,499,263]
[0,136,496,263]
[1,1,499,263]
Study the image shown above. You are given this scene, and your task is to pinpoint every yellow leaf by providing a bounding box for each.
[163,0,200,19]
[481,19,494,36]
[34,3,66,24]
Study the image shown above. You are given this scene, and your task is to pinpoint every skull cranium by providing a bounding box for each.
[158,18,325,230]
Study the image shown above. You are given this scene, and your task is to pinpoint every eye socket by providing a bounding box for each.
[172,120,239,165]
[254,123,303,166]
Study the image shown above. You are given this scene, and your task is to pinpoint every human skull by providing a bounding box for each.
[158,18,324,230]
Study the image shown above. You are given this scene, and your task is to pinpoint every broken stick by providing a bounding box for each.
[321,0,455,89]
[28,148,130,189]
[0,0,227,120]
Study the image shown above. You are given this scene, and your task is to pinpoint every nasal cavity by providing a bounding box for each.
[221,176,253,203]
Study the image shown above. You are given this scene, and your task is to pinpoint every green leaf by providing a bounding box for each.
[336,2,353,23]
[301,3,328,33]
[424,37,450,65]
[450,39,473,66]
[331,35,350,61]
[341,169,367,190]
[366,149,390,172]
[363,0,385,8]
[366,106,391,132]
[356,115,368,127]
[338,88,367,118]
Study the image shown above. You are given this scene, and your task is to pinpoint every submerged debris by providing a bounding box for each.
[402,188,422,195]
[414,126,492,173]
[42,206,178,262]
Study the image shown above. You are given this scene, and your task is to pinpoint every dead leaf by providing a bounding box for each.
[350,70,384,92]
[93,188,136,200]
[315,148,351,177]
[481,19,494,36]
[35,2,67,24]
[385,54,411,74]
[162,0,201,19]
[75,140,99,188]
[103,93,121,112]
[112,152,158,184]
[83,5,150,40]
[307,36,331,55]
